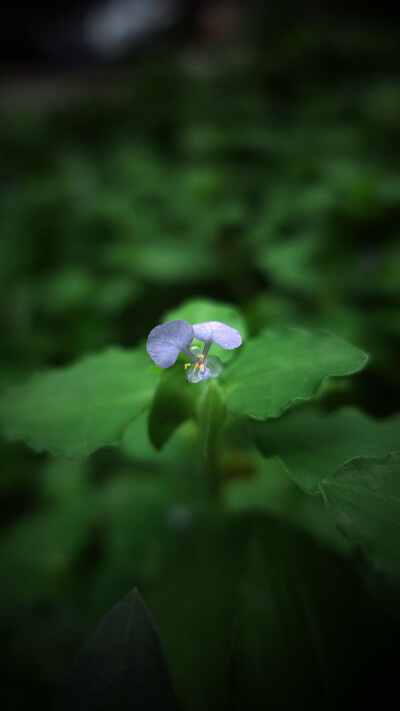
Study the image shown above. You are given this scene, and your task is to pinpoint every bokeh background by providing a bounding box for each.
[1,1,400,709]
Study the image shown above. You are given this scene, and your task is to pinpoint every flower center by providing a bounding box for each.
[184,352,206,371]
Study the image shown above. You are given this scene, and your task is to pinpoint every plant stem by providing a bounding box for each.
[203,448,223,511]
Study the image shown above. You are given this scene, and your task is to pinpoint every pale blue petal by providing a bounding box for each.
[198,366,211,381]
[147,319,194,368]
[185,362,198,383]
[186,363,211,384]
[193,321,242,350]
[205,355,223,378]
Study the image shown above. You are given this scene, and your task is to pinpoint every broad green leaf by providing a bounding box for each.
[320,453,400,586]
[56,589,180,711]
[197,380,227,456]
[251,407,400,493]
[148,363,198,450]
[225,329,367,419]
[0,347,157,457]
[163,298,247,363]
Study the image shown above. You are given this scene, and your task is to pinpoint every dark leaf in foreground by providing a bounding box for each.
[55,589,180,711]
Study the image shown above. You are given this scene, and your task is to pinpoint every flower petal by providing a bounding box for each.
[193,321,242,350]
[186,363,211,383]
[146,320,194,368]
[205,355,223,378]
[198,366,211,381]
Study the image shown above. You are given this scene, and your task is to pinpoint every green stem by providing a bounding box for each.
[203,447,223,511]
[197,379,227,511]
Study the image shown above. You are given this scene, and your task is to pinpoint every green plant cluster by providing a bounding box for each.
[0,24,400,711]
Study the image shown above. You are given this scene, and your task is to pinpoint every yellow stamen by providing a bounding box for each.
[184,363,191,370]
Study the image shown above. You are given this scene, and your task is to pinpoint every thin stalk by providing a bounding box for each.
[203,447,223,511]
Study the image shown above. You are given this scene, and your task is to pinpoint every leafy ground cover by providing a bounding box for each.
[0,18,399,711]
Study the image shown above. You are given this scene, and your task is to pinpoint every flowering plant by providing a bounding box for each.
[146,319,242,383]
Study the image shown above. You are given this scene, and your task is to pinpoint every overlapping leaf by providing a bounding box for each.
[0,347,158,457]
[251,407,400,493]
[321,453,400,586]
[225,329,367,419]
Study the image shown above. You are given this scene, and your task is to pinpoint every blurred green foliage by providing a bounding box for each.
[0,19,400,711]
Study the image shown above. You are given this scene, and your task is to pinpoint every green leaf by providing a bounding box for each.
[251,407,400,493]
[197,380,227,456]
[0,347,157,457]
[56,589,180,711]
[225,456,350,555]
[320,453,400,586]
[148,363,198,450]
[163,298,247,363]
[225,329,367,419]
